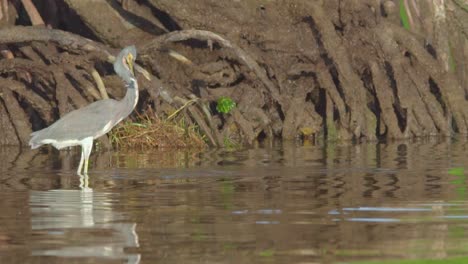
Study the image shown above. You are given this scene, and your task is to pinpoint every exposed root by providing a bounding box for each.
[0,26,160,147]
[0,78,54,123]
[369,61,404,139]
[2,88,32,145]
[0,26,152,81]
[142,29,285,107]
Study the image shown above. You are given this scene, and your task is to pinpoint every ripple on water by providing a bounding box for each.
[0,139,468,263]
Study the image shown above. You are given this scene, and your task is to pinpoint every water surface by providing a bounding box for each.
[1,138,468,263]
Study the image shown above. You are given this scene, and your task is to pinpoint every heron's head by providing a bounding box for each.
[114,45,137,84]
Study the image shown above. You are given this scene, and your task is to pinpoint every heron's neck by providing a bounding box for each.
[121,78,139,115]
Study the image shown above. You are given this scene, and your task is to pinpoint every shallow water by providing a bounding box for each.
[1,138,468,263]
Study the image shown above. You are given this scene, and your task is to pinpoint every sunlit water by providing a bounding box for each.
[1,138,468,263]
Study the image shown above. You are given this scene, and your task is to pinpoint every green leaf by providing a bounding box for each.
[216,97,236,114]
[399,0,411,30]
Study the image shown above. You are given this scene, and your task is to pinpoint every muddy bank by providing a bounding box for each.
[0,0,467,147]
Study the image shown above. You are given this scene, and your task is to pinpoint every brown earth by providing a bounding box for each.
[0,0,467,147]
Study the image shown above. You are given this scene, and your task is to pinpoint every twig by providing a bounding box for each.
[167,97,197,120]
[167,49,193,65]
[91,69,109,99]
[21,0,45,26]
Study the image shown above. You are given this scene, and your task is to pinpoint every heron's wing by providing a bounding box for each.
[31,99,120,143]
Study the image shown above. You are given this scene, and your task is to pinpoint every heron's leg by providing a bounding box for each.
[77,147,85,175]
[82,137,94,175]
[79,174,91,190]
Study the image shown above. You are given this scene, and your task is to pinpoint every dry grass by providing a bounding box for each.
[110,110,207,150]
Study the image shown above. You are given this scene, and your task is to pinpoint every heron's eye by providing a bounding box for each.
[121,56,127,66]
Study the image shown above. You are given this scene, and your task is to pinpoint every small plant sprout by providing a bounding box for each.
[216,96,236,114]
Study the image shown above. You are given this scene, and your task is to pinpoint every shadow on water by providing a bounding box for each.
[1,137,468,263]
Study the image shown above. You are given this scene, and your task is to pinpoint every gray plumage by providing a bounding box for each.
[29,46,139,175]
[114,45,137,83]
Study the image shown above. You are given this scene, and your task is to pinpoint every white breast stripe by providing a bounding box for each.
[102,121,113,133]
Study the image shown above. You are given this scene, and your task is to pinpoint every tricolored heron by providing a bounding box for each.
[29,46,139,175]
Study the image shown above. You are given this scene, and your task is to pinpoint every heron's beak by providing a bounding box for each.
[126,54,135,76]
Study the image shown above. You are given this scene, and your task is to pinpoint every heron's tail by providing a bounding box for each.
[29,129,46,149]
[29,137,42,149]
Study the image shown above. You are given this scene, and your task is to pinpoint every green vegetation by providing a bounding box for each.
[453,0,468,12]
[449,167,466,199]
[110,111,206,149]
[259,249,275,257]
[110,97,238,149]
[449,167,464,176]
[399,0,411,30]
[216,96,236,114]
[223,136,241,149]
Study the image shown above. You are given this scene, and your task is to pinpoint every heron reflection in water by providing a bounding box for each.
[30,189,140,263]
[29,46,140,175]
